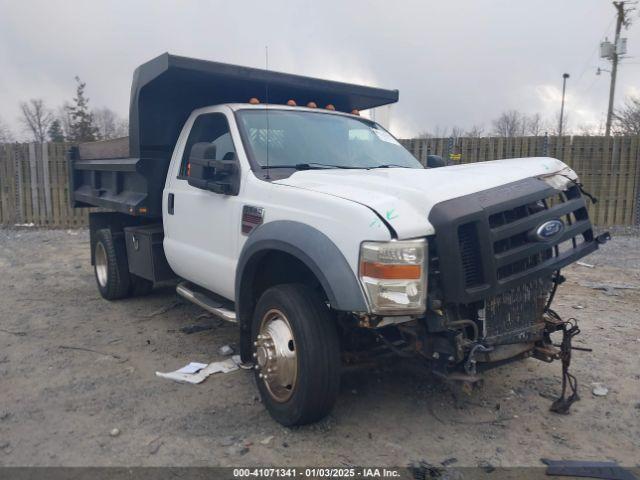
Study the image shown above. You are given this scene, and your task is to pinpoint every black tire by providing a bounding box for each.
[251,283,340,426]
[129,274,154,297]
[93,228,131,300]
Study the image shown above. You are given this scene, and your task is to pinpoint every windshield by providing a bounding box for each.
[236,109,423,170]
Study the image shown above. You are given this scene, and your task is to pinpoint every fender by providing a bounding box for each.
[235,220,368,360]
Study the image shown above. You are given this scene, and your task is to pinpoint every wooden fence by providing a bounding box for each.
[0,137,639,228]
[400,135,640,226]
[0,143,91,228]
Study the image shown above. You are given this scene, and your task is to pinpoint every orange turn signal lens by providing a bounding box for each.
[360,262,421,280]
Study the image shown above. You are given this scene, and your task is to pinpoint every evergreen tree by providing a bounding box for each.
[48,119,65,142]
[66,76,98,142]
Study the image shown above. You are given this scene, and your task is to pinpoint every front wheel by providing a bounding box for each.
[251,284,340,426]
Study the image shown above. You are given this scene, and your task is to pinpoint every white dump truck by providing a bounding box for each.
[70,53,609,425]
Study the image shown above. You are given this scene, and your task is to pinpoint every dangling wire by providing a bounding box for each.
[549,318,582,414]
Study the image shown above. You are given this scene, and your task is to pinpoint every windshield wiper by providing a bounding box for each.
[366,164,413,169]
[261,163,359,170]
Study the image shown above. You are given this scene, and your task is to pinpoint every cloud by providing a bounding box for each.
[0,0,638,138]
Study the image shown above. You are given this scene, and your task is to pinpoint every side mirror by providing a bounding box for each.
[426,155,448,168]
[187,142,239,195]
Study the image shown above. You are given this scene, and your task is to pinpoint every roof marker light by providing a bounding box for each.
[286,99,297,106]
[325,104,335,110]
[351,109,360,116]
[249,97,260,104]
[306,101,317,108]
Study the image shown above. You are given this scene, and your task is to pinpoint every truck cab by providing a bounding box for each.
[70,53,608,426]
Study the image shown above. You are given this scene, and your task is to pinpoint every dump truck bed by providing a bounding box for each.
[69,137,169,217]
[69,52,400,217]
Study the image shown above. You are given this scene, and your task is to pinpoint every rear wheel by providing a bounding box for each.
[94,228,131,300]
[251,284,340,426]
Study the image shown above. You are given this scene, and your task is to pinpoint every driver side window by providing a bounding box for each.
[179,113,236,178]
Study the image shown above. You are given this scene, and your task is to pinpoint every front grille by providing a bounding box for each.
[430,177,598,304]
[482,185,589,284]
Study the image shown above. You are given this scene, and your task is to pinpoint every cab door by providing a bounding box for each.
[163,110,241,300]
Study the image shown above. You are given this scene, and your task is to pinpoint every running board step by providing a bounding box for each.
[176,282,237,323]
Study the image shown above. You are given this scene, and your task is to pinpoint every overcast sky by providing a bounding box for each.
[1,0,639,139]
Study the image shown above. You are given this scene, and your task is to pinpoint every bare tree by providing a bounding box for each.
[523,113,543,136]
[19,99,54,142]
[92,107,126,140]
[612,95,640,135]
[576,122,603,136]
[491,110,522,137]
[417,125,450,139]
[464,124,485,137]
[57,103,73,138]
[548,111,570,136]
[450,125,465,140]
[0,116,14,142]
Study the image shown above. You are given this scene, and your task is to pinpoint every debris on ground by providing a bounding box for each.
[0,328,27,336]
[592,383,609,397]
[59,345,125,362]
[227,444,249,456]
[147,436,163,455]
[541,458,637,480]
[218,345,234,356]
[409,461,443,480]
[576,261,595,268]
[141,301,183,319]
[220,435,239,447]
[477,460,495,473]
[180,324,213,334]
[260,435,274,445]
[579,281,639,297]
[155,356,242,384]
[109,428,121,437]
[572,305,585,310]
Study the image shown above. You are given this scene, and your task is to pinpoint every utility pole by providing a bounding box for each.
[558,73,570,137]
[605,1,627,136]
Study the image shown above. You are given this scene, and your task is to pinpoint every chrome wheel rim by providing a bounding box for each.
[254,309,298,402]
[95,242,108,288]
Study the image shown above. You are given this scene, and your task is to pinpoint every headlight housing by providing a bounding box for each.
[359,239,427,315]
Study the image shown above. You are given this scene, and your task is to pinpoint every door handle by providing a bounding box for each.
[168,193,175,215]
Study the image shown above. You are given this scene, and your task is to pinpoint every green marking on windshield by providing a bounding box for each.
[386,209,399,220]
[369,218,382,228]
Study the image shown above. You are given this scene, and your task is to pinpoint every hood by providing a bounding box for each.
[274,157,577,238]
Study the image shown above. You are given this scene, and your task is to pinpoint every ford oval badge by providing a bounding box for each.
[533,219,564,241]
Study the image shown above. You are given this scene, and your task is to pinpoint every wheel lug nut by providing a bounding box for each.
[252,352,257,358]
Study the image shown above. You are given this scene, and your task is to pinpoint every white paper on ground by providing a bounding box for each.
[156,355,242,384]
[176,362,208,374]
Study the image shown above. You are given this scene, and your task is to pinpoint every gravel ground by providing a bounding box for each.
[0,227,639,468]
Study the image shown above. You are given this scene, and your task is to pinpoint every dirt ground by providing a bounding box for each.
[0,227,639,468]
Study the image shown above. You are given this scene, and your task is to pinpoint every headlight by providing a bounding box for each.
[359,239,427,315]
